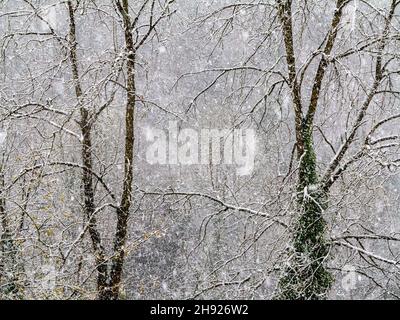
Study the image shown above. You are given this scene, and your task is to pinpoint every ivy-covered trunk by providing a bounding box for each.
[275,0,348,299]
[278,126,332,299]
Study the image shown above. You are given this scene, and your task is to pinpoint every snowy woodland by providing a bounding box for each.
[0,0,400,300]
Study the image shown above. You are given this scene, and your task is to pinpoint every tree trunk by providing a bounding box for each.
[102,0,136,300]
[67,0,109,299]
[277,125,332,299]
[275,0,347,299]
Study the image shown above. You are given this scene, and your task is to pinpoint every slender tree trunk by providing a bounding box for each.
[68,0,137,300]
[102,0,136,300]
[67,0,109,299]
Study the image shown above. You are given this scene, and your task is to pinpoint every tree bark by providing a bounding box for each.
[67,0,109,299]
[277,129,332,299]
[102,0,137,300]
[276,0,346,299]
